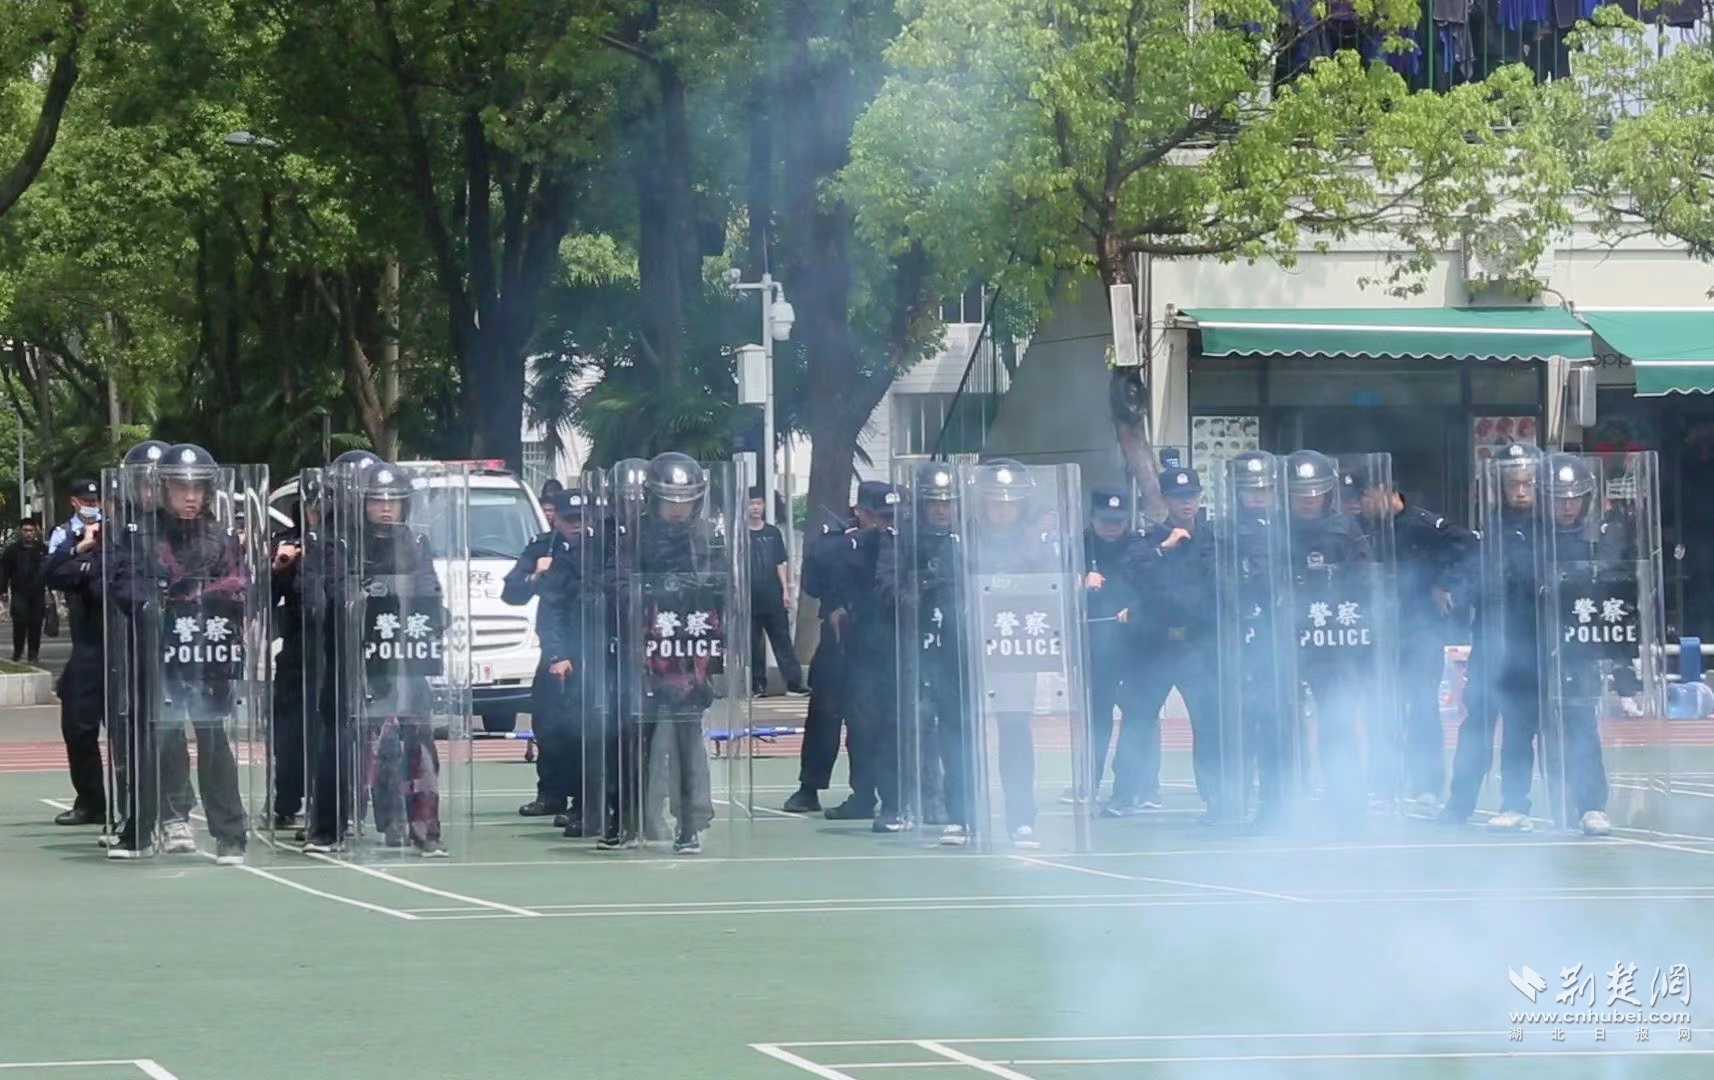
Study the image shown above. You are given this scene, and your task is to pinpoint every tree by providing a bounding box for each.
[1550,13,1714,261]
[844,0,1569,499]
[0,0,85,221]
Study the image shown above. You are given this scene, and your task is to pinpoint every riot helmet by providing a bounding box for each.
[1285,450,1337,519]
[975,458,1032,528]
[614,457,650,505]
[1230,450,1276,512]
[123,439,170,466]
[915,462,958,534]
[1547,453,1596,531]
[1494,443,1541,513]
[646,452,706,524]
[360,462,414,531]
[159,444,218,521]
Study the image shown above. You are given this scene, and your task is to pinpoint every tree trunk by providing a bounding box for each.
[379,255,401,459]
[1102,249,1163,521]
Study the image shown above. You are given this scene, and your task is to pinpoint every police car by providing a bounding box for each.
[267,460,547,733]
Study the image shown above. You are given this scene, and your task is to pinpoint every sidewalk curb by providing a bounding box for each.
[0,671,55,707]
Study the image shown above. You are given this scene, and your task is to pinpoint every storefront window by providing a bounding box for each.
[1187,357,1260,407]
[1268,357,1461,407]
[1469,362,1539,407]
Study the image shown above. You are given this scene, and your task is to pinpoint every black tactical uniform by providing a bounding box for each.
[902,464,967,839]
[504,479,570,819]
[1284,450,1373,827]
[1123,467,1220,817]
[826,481,908,832]
[45,527,106,824]
[1344,463,1478,806]
[534,489,607,837]
[783,508,858,813]
[1,521,48,663]
[1078,487,1144,806]
[270,509,308,827]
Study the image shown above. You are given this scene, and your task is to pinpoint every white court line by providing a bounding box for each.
[777,1028,1714,1049]
[0,1063,147,1071]
[410,897,1276,921]
[37,798,417,921]
[896,1049,1714,1065]
[915,1042,1039,1079]
[1614,782,1714,801]
[297,850,541,917]
[520,891,1219,911]
[133,1062,183,1080]
[1014,855,1312,904]
[751,1044,863,1079]
[252,836,1636,873]
[713,797,809,820]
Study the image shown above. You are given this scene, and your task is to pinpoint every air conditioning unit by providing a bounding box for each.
[1464,226,1555,288]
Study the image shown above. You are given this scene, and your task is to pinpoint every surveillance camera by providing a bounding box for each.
[722,267,743,288]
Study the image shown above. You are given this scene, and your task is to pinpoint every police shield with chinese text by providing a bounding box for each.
[607,453,749,855]
[305,460,472,858]
[1533,452,1664,834]
[952,459,1091,852]
[894,461,967,843]
[1212,451,1296,830]
[1281,450,1384,831]
[103,445,269,863]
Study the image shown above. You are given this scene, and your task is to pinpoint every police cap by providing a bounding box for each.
[856,481,899,512]
[1090,486,1131,520]
[550,488,590,518]
[1157,467,1202,497]
[70,479,99,500]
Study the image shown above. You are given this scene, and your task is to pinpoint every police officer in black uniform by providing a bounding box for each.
[1124,466,1221,819]
[270,490,308,828]
[505,478,573,821]
[1284,450,1372,829]
[532,488,607,838]
[1076,486,1143,808]
[1344,460,1477,811]
[905,464,966,839]
[1444,443,1552,831]
[45,504,108,826]
[826,481,908,832]
[782,506,858,814]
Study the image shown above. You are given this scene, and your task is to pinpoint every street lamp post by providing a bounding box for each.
[727,270,794,530]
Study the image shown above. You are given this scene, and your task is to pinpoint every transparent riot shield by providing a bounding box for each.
[1282,452,1399,831]
[535,474,609,840]
[609,457,749,854]
[99,469,130,846]
[262,473,312,843]
[1212,452,1297,829]
[311,462,472,860]
[102,461,270,863]
[894,462,967,842]
[1535,452,1667,835]
[954,462,1091,852]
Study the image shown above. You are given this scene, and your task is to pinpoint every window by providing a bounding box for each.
[893,393,956,458]
[940,283,987,325]
[413,487,542,561]
[520,439,551,492]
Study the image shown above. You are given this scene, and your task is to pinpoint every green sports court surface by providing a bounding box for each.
[4,714,1714,1079]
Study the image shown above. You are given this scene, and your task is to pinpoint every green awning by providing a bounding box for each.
[1186,307,1593,362]
[1579,310,1714,395]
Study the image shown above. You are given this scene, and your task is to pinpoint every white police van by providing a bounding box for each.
[267,460,546,733]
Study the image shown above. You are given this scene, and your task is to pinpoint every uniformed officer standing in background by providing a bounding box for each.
[1124,466,1220,819]
[1345,461,1477,812]
[506,478,568,821]
[747,488,807,697]
[44,507,107,826]
[783,506,857,814]
[1075,486,1142,808]
[826,481,907,832]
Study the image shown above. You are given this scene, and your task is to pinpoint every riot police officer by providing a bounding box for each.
[1224,450,1292,831]
[109,443,249,863]
[346,462,448,856]
[45,499,108,827]
[1444,443,1542,830]
[1538,453,1616,835]
[1076,486,1143,808]
[1123,467,1220,818]
[783,506,858,814]
[903,464,966,841]
[1344,461,1477,811]
[601,452,722,854]
[532,488,607,838]
[1284,450,1372,828]
[270,486,308,829]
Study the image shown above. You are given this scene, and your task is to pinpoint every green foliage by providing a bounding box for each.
[844,0,1572,299]
[1550,13,1714,263]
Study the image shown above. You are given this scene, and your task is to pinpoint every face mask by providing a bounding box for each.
[77,505,101,522]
